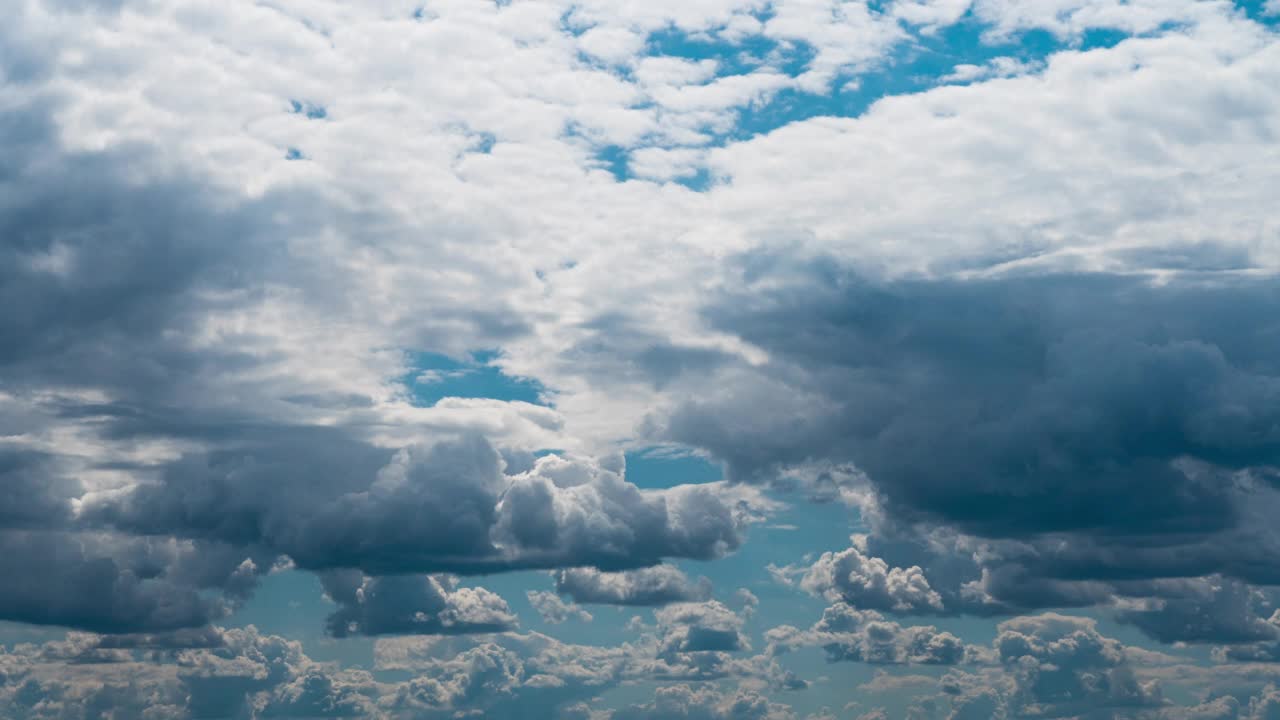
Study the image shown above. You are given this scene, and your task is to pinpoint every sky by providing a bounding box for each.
[1,0,1280,718]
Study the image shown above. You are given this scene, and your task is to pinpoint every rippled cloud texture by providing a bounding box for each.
[2,0,1280,717]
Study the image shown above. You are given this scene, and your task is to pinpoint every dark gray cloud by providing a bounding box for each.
[681,262,1280,535]
[0,89,750,637]
[1117,578,1280,645]
[0,105,745,630]
[659,257,1280,613]
[0,450,74,529]
[320,571,517,638]
[0,529,261,634]
[87,434,747,578]
[0,104,280,404]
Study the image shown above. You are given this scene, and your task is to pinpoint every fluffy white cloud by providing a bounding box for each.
[768,603,971,665]
[801,543,944,613]
[527,590,594,624]
[555,564,713,606]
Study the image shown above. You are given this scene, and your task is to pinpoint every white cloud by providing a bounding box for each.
[527,590,594,624]
[801,545,944,613]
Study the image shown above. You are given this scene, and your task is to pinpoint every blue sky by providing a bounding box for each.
[2,1,1280,718]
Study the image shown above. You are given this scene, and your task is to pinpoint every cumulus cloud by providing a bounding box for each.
[52,431,755,635]
[822,612,1186,718]
[0,626,379,720]
[554,565,713,606]
[767,604,971,666]
[611,683,797,720]
[662,268,1280,616]
[800,543,944,613]
[319,571,517,638]
[656,600,751,656]
[993,613,1164,716]
[527,591,594,625]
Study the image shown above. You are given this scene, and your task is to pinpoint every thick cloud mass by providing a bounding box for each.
[0,530,238,634]
[679,269,1280,535]
[87,434,746,576]
[0,64,750,637]
[665,267,1280,614]
[319,571,518,638]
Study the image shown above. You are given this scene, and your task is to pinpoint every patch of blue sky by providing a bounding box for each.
[569,2,1280,191]
[1234,0,1280,26]
[730,20,1129,141]
[469,131,497,154]
[593,144,630,182]
[403,350,545,407]
[623,447,723,488]
[228,570,377,668]
[646,25,817,79]
[0,620,69,649]
[594,15,1220,189]
[288,99,327,119]
[676,496,855,602]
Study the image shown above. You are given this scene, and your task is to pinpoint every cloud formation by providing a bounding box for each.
[555,565,714,606]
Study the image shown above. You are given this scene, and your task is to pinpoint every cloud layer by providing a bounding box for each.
[3,0,1280,717]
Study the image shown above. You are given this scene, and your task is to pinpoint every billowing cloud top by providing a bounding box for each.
[2,0,1280,717]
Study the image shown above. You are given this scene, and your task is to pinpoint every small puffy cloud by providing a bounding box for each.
[555,565,713,606]
[800,543,944,614]
[656,600,751,656]
[941,56,1040,83]
[527,591,593,625]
